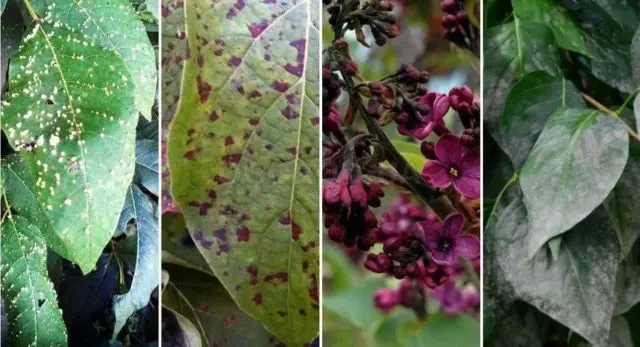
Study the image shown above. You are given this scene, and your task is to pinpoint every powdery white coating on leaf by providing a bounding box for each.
[519,109,629,256]
[483,18,560,149]
[633,28,640,87]
[167,0,320,343]
[0,215,67,346]
[499,72,584,169]
[489,190,620,347]
[44,0,157,119]
[1,22,138,273]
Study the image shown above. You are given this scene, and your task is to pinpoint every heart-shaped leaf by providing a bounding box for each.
[483,18,560,147]
[512,0,589,56]
[499,71,584,169]
[42,0,157,119]
[605,140,640,257]
[2,23,138,273]
[561,0,639,93]
[0,215,67,346]
[489,189,620,346]
[162,265,280,347]
[519,108,629,255]
[166,0,320,343]
[112,185,159,337]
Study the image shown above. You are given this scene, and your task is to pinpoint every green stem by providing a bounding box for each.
[615,87,640,115]
[23,0,39,21]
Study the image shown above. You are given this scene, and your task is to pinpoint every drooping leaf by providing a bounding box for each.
[397,314,479,347]
[42,0,157,119]
[2,23,138,273]
[483,18,560,146]
[112,185,159,337]
[488,189,620,346]
[499,71,584,168]
[605,140,640,257]
[167,0,320,343]
[162,265,280,347]
[0,215,67,346]
[519,108,629,255]
[561,0,639,93]
[323,278,386,333]
[512,0,589,56]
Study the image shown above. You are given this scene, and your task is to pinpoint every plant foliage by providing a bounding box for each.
[484,0,640,345]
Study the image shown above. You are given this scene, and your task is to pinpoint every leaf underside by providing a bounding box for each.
[167,0,320,344]
[2,21,138,273]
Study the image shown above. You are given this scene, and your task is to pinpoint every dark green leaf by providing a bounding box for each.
[2,23,138,273]
[499,71,584,168]
[614,248,640,315]
[488,188,620,346]
[605,141,640,257]
[373,310,414,347]
[166,0,320,343]
[134,139,159,195]
[397,313,479,347]
[0,215,67,346]
[561,0,639,93]
[486,302,553,347]
[112,185,159,337]
[512,0,589,56]
[635,95,640,131]
[608,316,634,347]
[519,109,629,255]
[162,265,279,347]
[44,0,157,118]
[633,28,640,85]
[484,18,560,146]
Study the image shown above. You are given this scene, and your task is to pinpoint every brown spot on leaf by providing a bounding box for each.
[247,265,259,285]
[197,75,212,102]
[253,293,264,305]
[264,272,288,284]
[228,56,242,67]
[225,136,234,146]
[272,80,289,92]
[214,175,230,184]
[291,221,302,240]
[236,227,250,242]
[248,19,269,38]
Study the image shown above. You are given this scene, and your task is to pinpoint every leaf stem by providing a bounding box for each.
[23,0,39,21]
[582,92,640,143]
[615,87,640,115]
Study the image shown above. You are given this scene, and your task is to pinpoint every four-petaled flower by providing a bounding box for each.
[397,92,450,140]
[421,133,479,198]
[423,212,479,265]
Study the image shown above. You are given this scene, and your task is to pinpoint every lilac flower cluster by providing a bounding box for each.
[440,0,480,55]
[323,0,480,320]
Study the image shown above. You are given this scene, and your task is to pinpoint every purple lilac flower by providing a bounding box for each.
[423,213,479,265]
[421,133,479,199]
[397,92,450,140]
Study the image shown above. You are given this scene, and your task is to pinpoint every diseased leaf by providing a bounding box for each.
[561,0,639,93]
[519,108,629,255]
[486,302,553,347]
[2,23,138,273]
[512,0,589,56]
[42,0,157,119]
[499,71,584,168]
[0,215,67,346]
[614,250,640,315]
[605,140,640,257]
[488,189,620,346]
[160,0,187,213]
[112,185,159,337]
[162,212,212,275]
[483,18,560,147]
[633,28,640,85]
[167,0,320,343]
[607,316,634,347]
[162,265,280,347]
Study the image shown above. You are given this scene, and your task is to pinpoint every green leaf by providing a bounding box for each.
[499,71,584,169]
[519,108,629,255]
[614,247,640,315]
[608,316,634,347]
[488,189,620,346]
[390,140,425,171]
[160,0,187,123]
[633,28,640,85]
[163,265,278,347]
[322,241,357,292]
[512,0,589,56]
[486,302,553,347]
[484,18,560,146]
[112,185,159,337]
[635,95,640,131]
[374,310,414,347]
[134,137,159,196]
[561,0,639,93]
[605,141,640,257]
[145,0,159,20]
[44,0,157,119]
[322,278,386,333]
[2,24,138,273]
[0,215,67,346]
[397,314,479,347]
[167,0,320,343]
